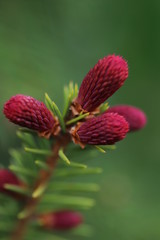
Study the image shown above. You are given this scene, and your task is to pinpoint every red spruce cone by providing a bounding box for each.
[3,95,59,137]
[39,210,83,230]
[0,169,24,199]
[107,105,147,131]
[71,112,129,147]
[75,54,128,112]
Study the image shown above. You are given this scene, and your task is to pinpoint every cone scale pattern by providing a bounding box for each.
[76,55,128,112]
[3,95,58,136]
[107,105,147,131]
[71,112,129,147]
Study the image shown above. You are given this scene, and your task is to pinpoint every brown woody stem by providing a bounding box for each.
[11,133,71,240]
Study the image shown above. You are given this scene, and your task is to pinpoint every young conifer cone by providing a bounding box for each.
[75,54,128,112]
[71,112,129,147]
[39,210,83,230]
[0,169,24,199]
[107,105,147,131]
[3,95,59,137]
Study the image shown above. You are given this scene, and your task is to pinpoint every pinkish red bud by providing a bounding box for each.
[39,210,83,230]
[71,112,129,147]
[107,105,147,131]
[3,95,59,137]
[0,169,24,199]
[75,55,128,112]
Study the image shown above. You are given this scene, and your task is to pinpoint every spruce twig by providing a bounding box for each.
[10,134,71,240]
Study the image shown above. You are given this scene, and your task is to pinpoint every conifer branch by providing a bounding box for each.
[10,134,71,240]
[1,55,147,240]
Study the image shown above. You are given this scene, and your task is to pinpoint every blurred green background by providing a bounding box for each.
[0,0,159,239]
